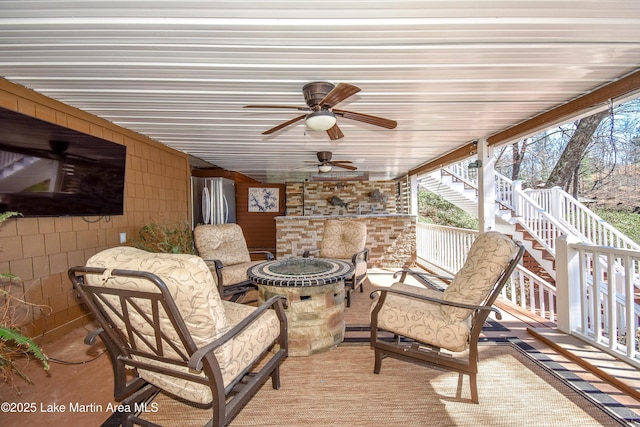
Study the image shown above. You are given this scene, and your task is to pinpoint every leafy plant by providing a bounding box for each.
[0,211,50,395]
[128,220,195,254]
[417,188,479,230]
[0,321,49,387]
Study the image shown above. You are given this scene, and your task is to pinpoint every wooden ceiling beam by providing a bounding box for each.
[409,69,640,177]
[409,141,478,176]
[487,69,640,146]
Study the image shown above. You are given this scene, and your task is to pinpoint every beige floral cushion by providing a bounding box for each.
[85,246,280,405]
[194,224,252,266]
[441,231,518,322]
[334,257,367,278]
[220,300,281,387]
[375,282,471,352]
[218,260,264,286]
[319,219,367,259]
[373,232,518,353]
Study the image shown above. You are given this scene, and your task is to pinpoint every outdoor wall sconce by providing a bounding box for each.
[468,159,483,169]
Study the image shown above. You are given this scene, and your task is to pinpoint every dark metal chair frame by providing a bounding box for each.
[303,247,369,307]
[370,242,524,403]
[192,226,274,302]
[69,266,288,427]
[207,249,274,302]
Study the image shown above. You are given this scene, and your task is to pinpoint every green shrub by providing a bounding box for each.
[418,189,479,230]
[0,211,49,395]
[128,220,195,254]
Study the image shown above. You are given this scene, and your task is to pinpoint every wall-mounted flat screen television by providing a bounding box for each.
[0,107,126,217]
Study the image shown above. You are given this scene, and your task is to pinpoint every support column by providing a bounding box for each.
[477,138,495,232]
[410,174,418,215]
[555,234,582,333]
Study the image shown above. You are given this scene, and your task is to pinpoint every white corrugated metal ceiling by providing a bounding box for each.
[1,1,639,182]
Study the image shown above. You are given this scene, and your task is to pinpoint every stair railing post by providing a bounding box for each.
[550,186,564,222]
[555,234,582,333]
[512,180,523,218]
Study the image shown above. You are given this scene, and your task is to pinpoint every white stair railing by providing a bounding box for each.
[438,159,638,256]
[525,187,640,251]
[416,222,557,322]
[495,173,515,210]
[511,181,574,256]
[435,160,574,257]
[445,158,475,184]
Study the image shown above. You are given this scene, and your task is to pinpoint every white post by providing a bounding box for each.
[555,234,582,333]
[410,174,418,215]
[512,180,523,217]
[477,138,495,232]
[550,186,563,220]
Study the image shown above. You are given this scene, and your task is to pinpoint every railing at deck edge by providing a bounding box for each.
[556,235,640,368]
[417,222,640,367]
[416,222,557,322]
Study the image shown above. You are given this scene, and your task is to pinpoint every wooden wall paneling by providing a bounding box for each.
[236,183,285,255]
[0,77,191,341]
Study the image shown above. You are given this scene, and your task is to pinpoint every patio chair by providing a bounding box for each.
[193,223,274,302]
[68,246,288,427]
[303,219,369,307]
[370,231,524,403]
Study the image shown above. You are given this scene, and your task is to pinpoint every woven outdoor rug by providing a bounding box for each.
[133,340,637,427]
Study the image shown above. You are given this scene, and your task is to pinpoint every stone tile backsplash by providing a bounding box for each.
[285,181,397,216]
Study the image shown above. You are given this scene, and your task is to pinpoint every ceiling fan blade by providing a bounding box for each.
[244,105,309,111]
[331,162,358,171]
[331,160,353,164]
[262,114,306,135]
[333,108,397,129]
[326,124,344,140]
[319,83,361,108]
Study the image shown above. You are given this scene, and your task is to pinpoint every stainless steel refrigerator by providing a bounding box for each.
[191,177,236,228]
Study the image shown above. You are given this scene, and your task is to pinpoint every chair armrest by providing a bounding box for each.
[369,286,502,319]
[188,295,288,372]
[302,248,320,258]
[249,250,274,261]
[351,248,369,264]
[392,269,453,289]
[201,258,225,271]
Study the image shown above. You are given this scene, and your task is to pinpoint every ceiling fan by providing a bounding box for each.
[244,82,397,140]
[305,151,357,173]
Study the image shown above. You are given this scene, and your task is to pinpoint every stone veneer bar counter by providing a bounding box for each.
[275,214,417,268]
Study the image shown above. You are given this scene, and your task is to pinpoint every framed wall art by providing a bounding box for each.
[248,187,279,212]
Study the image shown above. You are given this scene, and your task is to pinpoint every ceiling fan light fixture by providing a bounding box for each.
[318,164,333,173]
[305,110,337,131]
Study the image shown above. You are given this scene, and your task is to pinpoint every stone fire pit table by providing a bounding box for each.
[247,257,354,356]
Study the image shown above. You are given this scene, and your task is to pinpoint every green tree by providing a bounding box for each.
[545,110,610,192]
